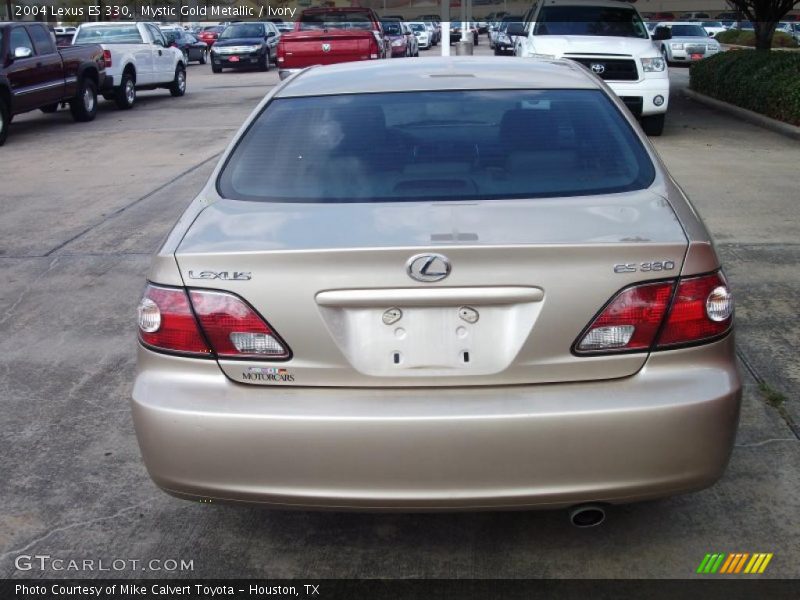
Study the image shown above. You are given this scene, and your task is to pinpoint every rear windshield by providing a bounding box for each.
[535,6,649,38]
[218,90,655,203]
[299,11,375,30]
[74,25,143,44]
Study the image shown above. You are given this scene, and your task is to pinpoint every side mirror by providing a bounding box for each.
[13,46,34,59]
[652,26,672,41]
[506,22,526,37]
[267,31,276,38]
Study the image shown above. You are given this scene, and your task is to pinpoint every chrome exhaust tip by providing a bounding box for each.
[568,504,606,528]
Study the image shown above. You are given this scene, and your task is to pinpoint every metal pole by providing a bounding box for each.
[441,0,450,56]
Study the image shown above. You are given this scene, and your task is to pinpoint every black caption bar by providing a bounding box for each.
[3,579,800,600]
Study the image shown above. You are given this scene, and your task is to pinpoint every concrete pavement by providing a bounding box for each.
[0,52,798,579]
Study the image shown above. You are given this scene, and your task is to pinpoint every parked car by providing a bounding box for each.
[678,12,710,21]
[492,17,523,55]
[197,25,225,47]
[402,22,419,56]
[72,22,186,110]
[408,22,431,49]
[52,26,77,47]
[731,21,755,31]
[210,21,280,73]
[160,27,209,64]
[277,7,388,80]
[424,21,440,45]
[450,22,479,44]
[133,57,741,518]
[652,12,675,21]
[382,19,411,57]
[0,21,106,145]
[657,22,721,63]
[510,0,671,136]
[700,21,727,37]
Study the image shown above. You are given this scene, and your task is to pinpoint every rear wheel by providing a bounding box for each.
[212,63,222,73]
[69,77,98,122]
[40,103,59,114]
[199,49,207,65]
[170,65,186,97]
[114,72,136,109]
[641,113,665,136]
[0,96,9,146]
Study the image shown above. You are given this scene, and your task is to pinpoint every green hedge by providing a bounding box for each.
[690,51,800,125]
[715,29,798,48]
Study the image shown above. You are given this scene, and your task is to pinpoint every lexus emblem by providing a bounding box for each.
[590,63,606,74]
[321,43,331,52]
[407,253,451,283]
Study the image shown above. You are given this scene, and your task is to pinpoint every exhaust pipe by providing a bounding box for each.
[568,504,606,528]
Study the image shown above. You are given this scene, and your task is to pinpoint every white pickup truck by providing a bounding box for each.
[73,22,186,109]
[510,0,671,136]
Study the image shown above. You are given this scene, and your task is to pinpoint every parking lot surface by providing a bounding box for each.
[1,46,799,579]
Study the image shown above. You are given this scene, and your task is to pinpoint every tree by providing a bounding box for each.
[726,0,800,49]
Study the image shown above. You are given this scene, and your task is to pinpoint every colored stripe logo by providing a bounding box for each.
[697,553,773,574]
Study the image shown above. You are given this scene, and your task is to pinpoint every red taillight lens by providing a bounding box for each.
[137,285,211,356]
[574,271,734,355]
[189,290,290,359]
[574,281,675,354]
[103,49,112,68]
[657,272,733,347]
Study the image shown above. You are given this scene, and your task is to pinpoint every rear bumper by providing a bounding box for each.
[132,336,741,511]
[607,76,670,116]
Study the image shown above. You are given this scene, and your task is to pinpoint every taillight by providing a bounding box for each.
[573,271,733,355]
[137,285,290,360]
[574,281,674,354]
[189,290,290,359]
[137,285,211,356]
[657,272,733,347]
[103,49,112,68]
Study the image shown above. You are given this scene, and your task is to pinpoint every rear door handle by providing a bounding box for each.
[36,62,42,67]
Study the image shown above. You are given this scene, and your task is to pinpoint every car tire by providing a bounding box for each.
[661,46,669,64]
[69,77,98,122]
[258,52,269,71]
[170,65,187,97]
[641,113,665,136]
[40,103,59,114]
[0,96,9,146]
[212,64,222,73]
[199,50,207,65]
[114,72,136,110]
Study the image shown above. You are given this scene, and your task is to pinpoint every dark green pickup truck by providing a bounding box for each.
[0,21,107,146]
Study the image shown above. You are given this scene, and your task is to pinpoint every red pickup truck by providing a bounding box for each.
[277,7,388,80]
[1,21,106,146]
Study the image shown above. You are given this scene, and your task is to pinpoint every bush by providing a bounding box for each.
[715,29,798,48]
[690,51,800,125]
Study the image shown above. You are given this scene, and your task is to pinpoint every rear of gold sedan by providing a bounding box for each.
[131,58,741,521]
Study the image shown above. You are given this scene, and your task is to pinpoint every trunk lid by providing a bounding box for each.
[175,192,687,387]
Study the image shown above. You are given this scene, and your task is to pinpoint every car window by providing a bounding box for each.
[10,27,35,54]
[218,90,655,204]
[534,6,649,39]
[75,25,144,44]
[219,24,265,39]
[29,24,55,55]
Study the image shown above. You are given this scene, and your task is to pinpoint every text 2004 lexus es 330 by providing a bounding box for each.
[132,58,741,522]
